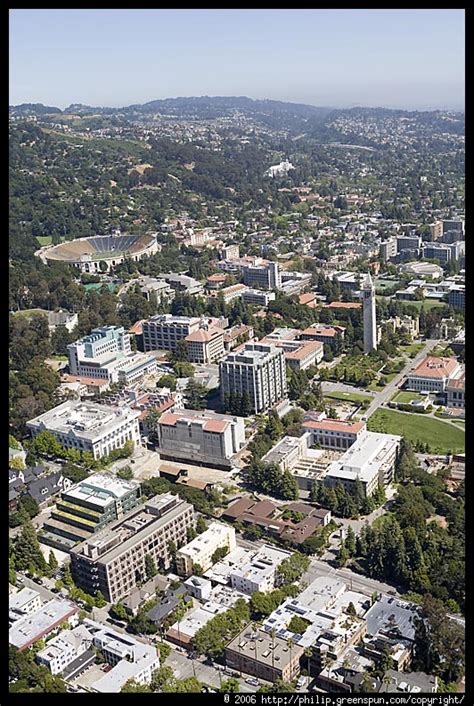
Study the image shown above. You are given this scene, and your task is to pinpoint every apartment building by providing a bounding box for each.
[9,599,79,652]
[405,356,461,393]
[323,431,401,497]
[243,261,281,290]
[43,473,141,548]
[219,244,240,260]
[36,625,93,675]
[302,418,366,450]
[230,545,291,595]
[225,627,303,682]
[70,494,195,603]
[157,409,245,469]
[185,326,224,363]
[241,288,276,307]
[380,238,398,261]
[67,326,156,384]
[175,522,236,577]
[220,343,288,414]
[9,588,42,624]
[83,619,160,693]
[26,400,141,460]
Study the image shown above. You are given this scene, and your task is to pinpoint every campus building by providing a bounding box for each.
[302,418,366,451]
[26,400,141,460]
[405,356,461,393]
[67,326,157,385]
[185,326,224,363]
[70,494,195,603]
[219,343,287,414]
[157,409,245,469]
[243,261,281,290]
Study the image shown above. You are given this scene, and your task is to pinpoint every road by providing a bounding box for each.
[364,339,437,419]
[166,650,260,692]
[303,558,400,598]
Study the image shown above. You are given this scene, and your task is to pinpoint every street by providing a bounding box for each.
[302,557,400,598]
[364,339,437,419]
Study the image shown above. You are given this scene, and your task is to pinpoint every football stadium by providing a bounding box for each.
[36,233,159,272]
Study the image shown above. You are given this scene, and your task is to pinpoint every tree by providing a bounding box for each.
[121,679,151,693]
[212,545,229,564]
[110,603,128,622]
[117,466,133,480]
[145,553,157,580]
[278,553,310,584]
[185,378,208,410]
[337,539,349,567]
[345,526,356,556]
[13,521,48,574]
[220,678,240,693]
[48,551,58,571]
[346,601,357,617]
[157,374,177,391]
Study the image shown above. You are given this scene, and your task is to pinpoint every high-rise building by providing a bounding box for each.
[243,261,281,290]
[219,343,287,414]
[362,273,377,354]
[430,221,443,241]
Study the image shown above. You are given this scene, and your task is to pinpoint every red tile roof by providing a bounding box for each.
[411,356,460,379]
[303,419,365,433]
[323,301,362,309]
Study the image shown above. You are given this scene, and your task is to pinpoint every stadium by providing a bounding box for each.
[35,233,159,272]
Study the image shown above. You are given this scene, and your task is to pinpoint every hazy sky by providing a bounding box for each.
[9,9,465,110]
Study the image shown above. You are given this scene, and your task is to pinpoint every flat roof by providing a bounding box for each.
[9,587,40,612]
[65,473,139,508]
[9,599,78,650]
[159,408,238,433]
[327,431,400,483]
[26,400,140,441]
[365,596,418,642]
[226,626,304,668]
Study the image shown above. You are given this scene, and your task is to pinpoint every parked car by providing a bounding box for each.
[245,677,259,687]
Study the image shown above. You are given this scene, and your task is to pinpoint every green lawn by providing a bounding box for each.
[83,282,117,292]
[324,390,373,404]
[368,381,384,391]
[401,300,447,312]
[451,420,465,427]
[399,343,424,355]
[392,390,427,404]
[36,236,65,247]
[51,354,68,362]
[11,308,49,318]
[367,408,464,454]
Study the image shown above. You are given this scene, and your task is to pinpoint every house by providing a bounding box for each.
[27,472,72,508]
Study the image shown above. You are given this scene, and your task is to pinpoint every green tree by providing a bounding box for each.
[48,551,58,571]
[145,553,157,580]
[220,678,240,693]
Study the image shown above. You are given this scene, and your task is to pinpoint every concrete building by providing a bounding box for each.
[157,409,245,469]
[422,243,453,264]
[36,625,93,675]
[26,400,141,460]
[302,418,366,450]
[43,473,142,549]
[220,343,287,414]
[379,239,397,261]
[262,434,313,472]
[379,670,438,694]
[429,221,443,241]
[396,235,421,252]
[157,273,203,296]
[405,356,461,393]
[185,326,224,363]
[384,316,419,340]
[324,431,401,497]
[442,219,464,236]
[142,315,202,352]
[9,599,79,651]
[398,261,443,279]
[219,244,240,260]
[83,619,160,693]
[218,283,249,303]
[241,288,276,307]
[67,326,157,385]
[243,261,281,290]
[362,273,377,354]
[175,522,236,577]
[225,626,303,682]
[230,545,291,595]
[259,338,324,371]
[70,494,195,603]
[138,276,175,304]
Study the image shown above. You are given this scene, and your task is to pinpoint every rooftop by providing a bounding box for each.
[226,626,304,667]
[159,408,239,434]
[65,473,139,508]
[410,356,460,379]
[9,599,78,650]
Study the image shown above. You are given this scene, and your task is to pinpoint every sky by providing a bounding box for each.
[9,9,465,111]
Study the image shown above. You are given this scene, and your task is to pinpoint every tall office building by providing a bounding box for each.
[219,343,287,414]
[363,273,377,354]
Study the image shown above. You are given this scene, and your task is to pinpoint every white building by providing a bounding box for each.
[176,522,237,577]
[26,400,141,460]
[157,409,245,469]
[324,431,401,497]
[241,288,276,307]
[9,599,79,651]
[230,545,291,595]
[68,326,156,384]
[36,625,93,675]
[47,310,78,333]
[363,273,377,354]
[265,160,295,178]
[220,343,288,414]
[184,576,213,601]
[405,356,461,393]
[243,261,281,290]
[83,619,160,693]
[9,588,42,624]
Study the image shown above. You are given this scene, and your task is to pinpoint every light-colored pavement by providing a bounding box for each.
[302,558,399,598]
[321,381,375,397]
[365,339,437,419]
